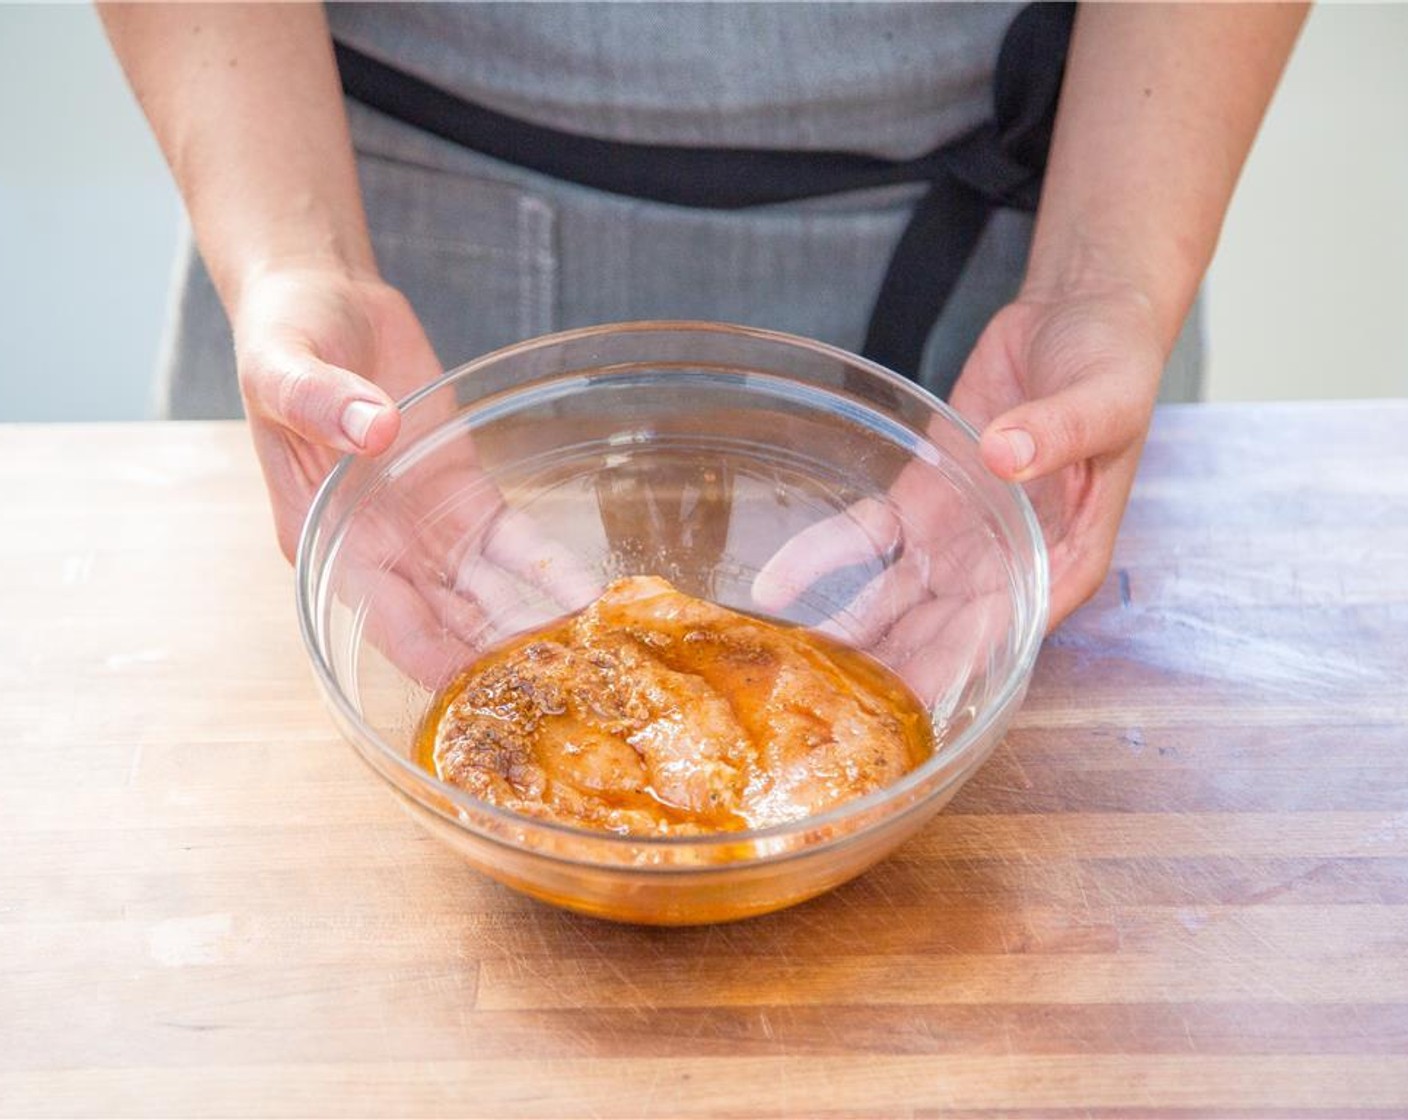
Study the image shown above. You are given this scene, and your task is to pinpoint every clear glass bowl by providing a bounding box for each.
[296,321,1047,924]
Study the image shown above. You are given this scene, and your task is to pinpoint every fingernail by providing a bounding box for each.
[999,428,1036,473]
[340,400,383,448]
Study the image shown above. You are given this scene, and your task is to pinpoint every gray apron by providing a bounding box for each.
[158,3,1202,419]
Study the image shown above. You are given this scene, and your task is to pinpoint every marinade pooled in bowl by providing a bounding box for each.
[415,576,935,837]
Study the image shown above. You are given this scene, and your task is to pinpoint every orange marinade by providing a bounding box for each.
[416,576,933,836]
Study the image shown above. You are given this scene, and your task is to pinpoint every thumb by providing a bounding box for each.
[977,362,1154,482]
[241,343,400,456]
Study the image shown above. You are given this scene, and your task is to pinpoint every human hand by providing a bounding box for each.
[752,480,1017,713]
[235,267,598,685]
[949,286,1164,627]
[232,265,427,559]
[752,288,1162,706]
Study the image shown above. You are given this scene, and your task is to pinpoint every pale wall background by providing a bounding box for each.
[1,3,1405,421]
[1203,2,1408,400]
[0,3,180,421]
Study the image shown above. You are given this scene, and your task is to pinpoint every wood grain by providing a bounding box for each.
[2,403,1407,1118]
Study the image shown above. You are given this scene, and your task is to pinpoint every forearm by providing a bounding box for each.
[1025,2,1307,351]
[98,2,375,314]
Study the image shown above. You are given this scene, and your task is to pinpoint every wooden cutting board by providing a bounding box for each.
[1,402,1406,1117]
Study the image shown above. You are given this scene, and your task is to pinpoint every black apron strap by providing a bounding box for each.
[333,3,1074,386]
[861,2,1075,385]
[332,43,940,209]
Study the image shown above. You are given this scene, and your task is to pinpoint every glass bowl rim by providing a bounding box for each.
[295,319,1050,864]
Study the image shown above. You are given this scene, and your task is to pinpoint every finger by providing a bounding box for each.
[244,422,321,563]
[241,342,400,456]
[887,590,1005,711]
[814,557,932,648]
[417,572,502,649]
[752,498,903,612]
[449,558,560,640]
[874,589,971,668]
[1045,492,1126,629]
[353,566,479,691]
[893,619,980,713]
[978,362,1153,483]
[371,500,539,646]
[333,509,483,688]
[1040,433,1146,630]
[480,508,603,613]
